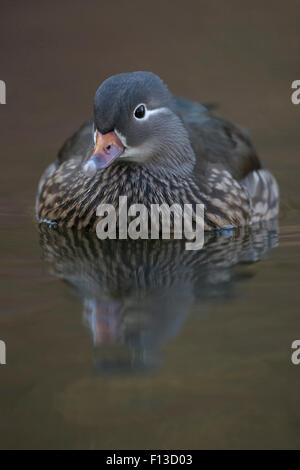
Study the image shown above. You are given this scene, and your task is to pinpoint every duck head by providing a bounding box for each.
[83,71,195,178]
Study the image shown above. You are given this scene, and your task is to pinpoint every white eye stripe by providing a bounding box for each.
[93,105,170,147]
[145,107,169,118]
[133,104,169,121]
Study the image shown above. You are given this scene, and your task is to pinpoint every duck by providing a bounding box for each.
[36,71,279,231]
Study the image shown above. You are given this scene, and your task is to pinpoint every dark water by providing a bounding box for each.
[0,0,300,449]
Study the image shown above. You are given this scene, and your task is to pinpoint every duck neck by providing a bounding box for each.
[142,131,196,180]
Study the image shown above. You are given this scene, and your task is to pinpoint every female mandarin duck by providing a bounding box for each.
[36,72,279,230]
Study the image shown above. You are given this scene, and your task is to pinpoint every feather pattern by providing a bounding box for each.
[37,93,279,231]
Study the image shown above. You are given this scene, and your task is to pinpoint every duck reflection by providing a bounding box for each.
[38,221,279,374]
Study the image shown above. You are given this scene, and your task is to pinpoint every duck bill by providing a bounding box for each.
[83,130,124,176]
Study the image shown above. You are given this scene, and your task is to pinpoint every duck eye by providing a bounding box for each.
[134,104,146,119]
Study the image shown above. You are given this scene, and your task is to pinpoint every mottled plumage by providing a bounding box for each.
[36,72,279,231]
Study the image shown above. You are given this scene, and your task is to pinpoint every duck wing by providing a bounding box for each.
[175,96,279,222]
[174,95,261,181]
[57,119,94,165]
